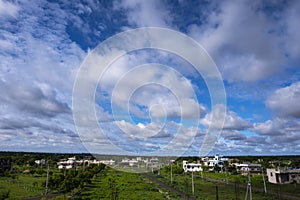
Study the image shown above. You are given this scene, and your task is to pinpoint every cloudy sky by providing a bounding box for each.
[0,0,300,156]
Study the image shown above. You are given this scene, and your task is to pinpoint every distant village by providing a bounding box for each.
[1,152,299,186]
[29,154,300,185]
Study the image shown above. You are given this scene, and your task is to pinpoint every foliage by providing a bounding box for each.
[0,152,300,199]
[162,162,183,174]
[0,174,45,199]
[74,168,171,199]
[46,163,105,193]
[0,189,10,199]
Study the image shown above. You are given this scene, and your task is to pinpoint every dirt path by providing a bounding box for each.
[142,173,196,200]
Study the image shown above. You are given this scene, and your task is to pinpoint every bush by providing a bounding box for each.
[0,189,10,199]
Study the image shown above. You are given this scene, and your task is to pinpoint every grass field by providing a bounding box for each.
[71,168,181,200]
[1,165,299,200]
[201,171,300,197]
[50,167,300,200]
[0,174,45,199]
[153,170,299,200]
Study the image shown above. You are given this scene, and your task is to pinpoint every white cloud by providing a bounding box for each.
[246,117,300,154]
[0,79,70,118]
[280,1,300,64]
[252,117,300,135]
[252,120,280,135]
[114,0,172,28]
[102,62,204,120]
[201,104,250,130]
[266,82,300,118]
[0,0,87,152]
[149,98,205,119]
[1,0,299,155]
[0,0,19,18]
[221,130,246,141]
[188,1,300,83]
[115,120,165,139]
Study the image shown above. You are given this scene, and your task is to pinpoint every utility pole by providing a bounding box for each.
[262,167,267,193]
[225,167,228,184]
[64,166,66,176]
[158,163,160,175]
[45,164,50,195]
[245,172,252,200]
[191,171,195,196]
[170,160,173,184]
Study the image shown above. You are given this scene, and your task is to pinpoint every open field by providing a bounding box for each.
[151,170,300,200]
[0,174,45,199]
[72,168,181,199]
[2,169,299,200]
[201,171,300,197]
[1,152,300,199]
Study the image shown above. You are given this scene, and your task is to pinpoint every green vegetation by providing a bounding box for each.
[47,164,105,194]
[0,174,45,199]
[153,161,300,200]
[72,168,176,200]
[200,171,300,197]
[0,152,299,199]
[153,172,278,199]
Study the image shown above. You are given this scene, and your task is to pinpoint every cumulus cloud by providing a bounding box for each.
[279,1,300,65]
[0,112,84,152]
[266,82,300,118]
[0,1,85,103]
[0,0,87,152]
[0,79,70,117]
[188,1,300,83]
[0,0,19,18]
[253,117,300,135]
[246,117,300,154]
[252,120,279,135]
[114,0,172,28]
[222,131,246,141]
[101,61,205,120]
[201,104,250,130]
[1,0,299,155]
[115,120,165,139]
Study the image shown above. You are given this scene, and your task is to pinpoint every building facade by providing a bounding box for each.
[183,160,202,172]
[267,168,300,184]
[235,163,262,175]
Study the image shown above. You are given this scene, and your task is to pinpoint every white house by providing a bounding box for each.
[57,157,76,169]
[99,159,116,166]
[183,160,203,172]
[202,154,228,167]
[201,154,228,172]
[267,168,300,184]
[119,157,140,167]
[35,159,46,165]
[129,159,138,166]
[235,163,262,175]
[148,157,159,168]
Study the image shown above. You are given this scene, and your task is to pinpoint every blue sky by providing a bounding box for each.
[0,0,300,156]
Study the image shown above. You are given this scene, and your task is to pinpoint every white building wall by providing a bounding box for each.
[183,160,202,172]
[267,168,277,184]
